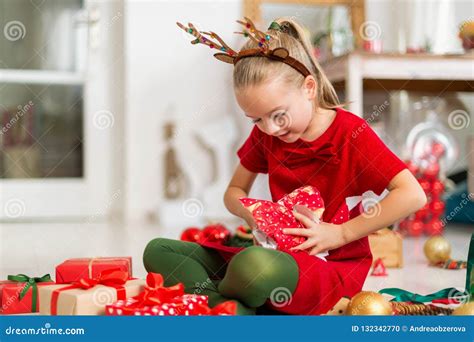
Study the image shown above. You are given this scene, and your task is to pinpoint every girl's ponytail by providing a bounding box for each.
[272,18,341,109]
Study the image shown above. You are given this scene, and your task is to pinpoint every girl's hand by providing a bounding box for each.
[283,211,347,255]
[241,210,261,246]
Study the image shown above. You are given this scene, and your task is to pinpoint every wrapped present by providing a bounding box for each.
[368,228,403,268]
[379,234,474,313]
[106,273,236,316]
[39,269,144,315]
[56,257,132,284]
[239,185,359,253]
[0,274,54,314]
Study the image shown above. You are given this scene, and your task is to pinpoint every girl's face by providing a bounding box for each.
[235,77,317,143]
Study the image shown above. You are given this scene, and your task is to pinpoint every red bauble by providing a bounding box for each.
[431,180,445,196]
[405,160,419,175]
[415,205,430,221]
[424,218,444,236]
[431,142,445,158]
[430,199,446,216]
[418,178,431,193]
[422,163,440,179]
[180,227,203,243]
[406,219,424,236]
[202,224,230,243]
[398,219,408,232]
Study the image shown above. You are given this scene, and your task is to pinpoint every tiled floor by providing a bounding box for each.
[1,221,472,295]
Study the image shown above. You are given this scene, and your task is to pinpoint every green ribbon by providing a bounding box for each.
[268,22,283,31]
[379,233,474,304]
[379,287,468,303]
[466,233,474,299]
[7,274,52,312]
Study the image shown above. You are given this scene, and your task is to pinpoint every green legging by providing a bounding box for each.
[143,238,299,315]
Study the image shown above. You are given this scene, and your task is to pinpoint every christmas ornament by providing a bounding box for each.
[424,236,451,264]
[399,113,459,236]
[346,291,393,315]
[406,219,424,237]
[429,200,446,217]
[202,224,230,243]
[180,227,203,243]
[424,218,444,236]
[370,258,388,276]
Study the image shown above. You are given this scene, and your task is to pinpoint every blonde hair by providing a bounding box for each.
[233,17,341,109]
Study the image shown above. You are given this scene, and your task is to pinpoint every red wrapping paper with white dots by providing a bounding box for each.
[239,185,354,253]
[106,294,208,316]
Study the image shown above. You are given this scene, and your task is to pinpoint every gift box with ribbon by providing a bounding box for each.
[55,257,132,284]
[39,269,144,315]
[239,185,377,255]
[0,274,54,314]
[106,273,236,316]
[368,228,403,268]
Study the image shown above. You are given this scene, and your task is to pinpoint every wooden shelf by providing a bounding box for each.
[320,51,474,115]
[0,69,85,85]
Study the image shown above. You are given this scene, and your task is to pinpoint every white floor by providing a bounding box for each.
[1,221,472,295]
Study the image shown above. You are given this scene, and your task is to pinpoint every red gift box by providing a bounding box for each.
[239,185,355,253]
[0,274,54,314]
[107,294,208,316]
[106,273,236,316]
[56,257,132,284]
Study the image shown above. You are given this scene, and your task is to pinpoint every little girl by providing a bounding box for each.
[143,17,427,315]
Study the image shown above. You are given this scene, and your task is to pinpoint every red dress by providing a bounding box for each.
[201,107,407,315]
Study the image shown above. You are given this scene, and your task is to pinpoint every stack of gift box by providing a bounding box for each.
[0,257,236,316]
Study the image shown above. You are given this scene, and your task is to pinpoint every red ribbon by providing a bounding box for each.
[281,141,340,169]
[50,268,128,315]
[120,273,185,314]
[193,300,237,315]
[112,273,236,316]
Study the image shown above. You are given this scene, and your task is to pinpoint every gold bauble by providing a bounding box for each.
[423,236,451,264]
[452,302,474,315]
[346,291,393,315]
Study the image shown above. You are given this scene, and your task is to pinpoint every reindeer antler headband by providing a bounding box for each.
[176,17,311,78]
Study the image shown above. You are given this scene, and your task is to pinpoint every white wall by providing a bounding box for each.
[124,0,272,223]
